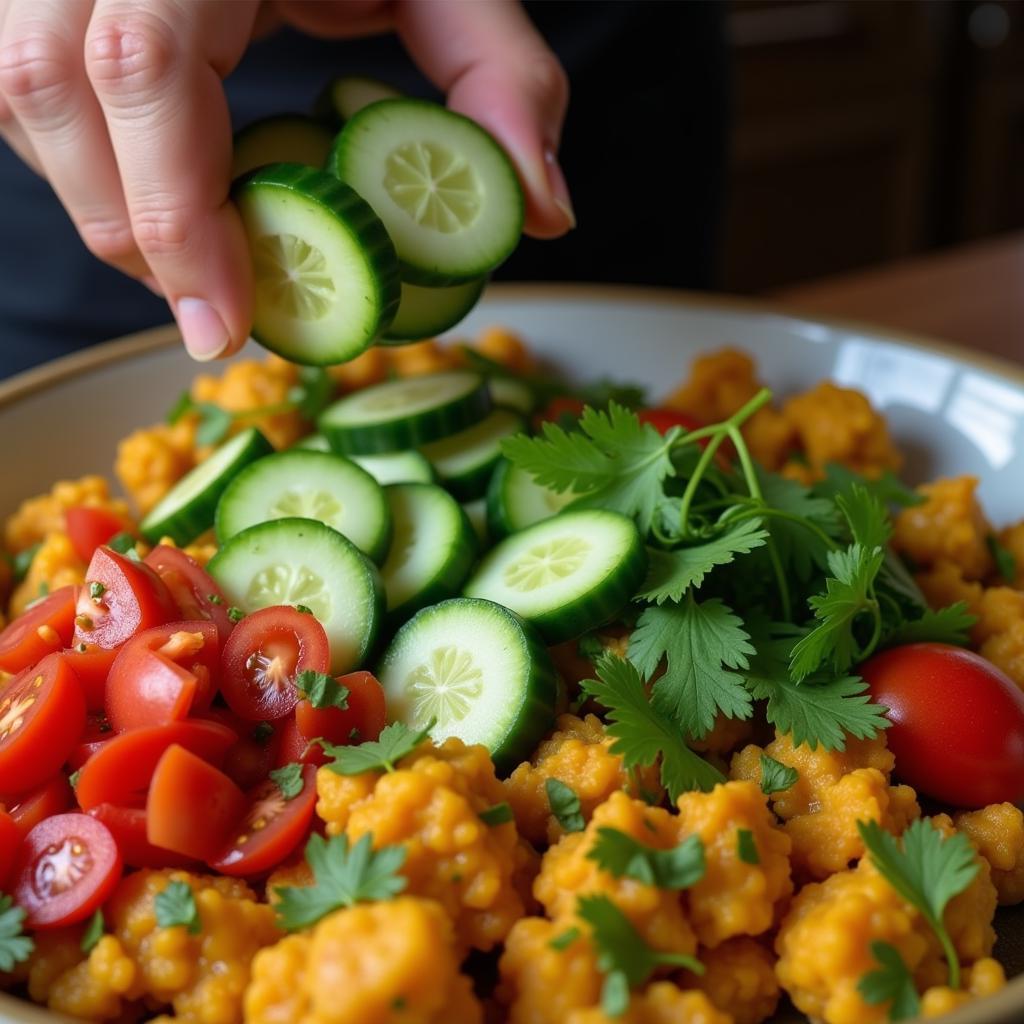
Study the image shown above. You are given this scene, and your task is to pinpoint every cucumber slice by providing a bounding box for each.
[351,450,435,486]
[319,370,490,454]
[232,114,334,178]
[381,278,487,344]
[486,458,581,541]
[328,99,524,285]
[461,498,489,547]
[215,449,391,563]
[140,428,272,546]
[294,433,331,452]
[381,483,477,624]
[209,518,383,674]
[315,75,403,128]
[420,408,524,502]
[377,597,557,771]
[234,163,400,366]
[463,509,647,644]
[487,376,536,415]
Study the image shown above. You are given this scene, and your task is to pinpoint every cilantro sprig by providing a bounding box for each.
[758,753,798,795]
[588,828,705,890]
[269,763,305,800]
[0,894,33,972]
[154,881,201,934]
[295,670,349,711]
[321,720,433,775]
[545,778,585,833]
[858,941,921,1021]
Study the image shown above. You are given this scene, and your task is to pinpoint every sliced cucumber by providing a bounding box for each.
[420,407,524,502]
[209,518,382,674]
[488,375,536,415]
[486,458,581,541]
[234,163,399,366]
[377,597,557,771]
[461,498,489,546]
[329,99,524,285]
[215,449,391,563]
[463,509,647,644]
[140,428,272,545]
[381,278,486,344]
[319,370,490,454]
[351,450,435,486]
[381,483,477,624]
[315,75,403,128]
[294,433,331,452]
[232,114,334,178]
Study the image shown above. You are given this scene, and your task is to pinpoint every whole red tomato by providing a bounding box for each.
[860,642,1024,807]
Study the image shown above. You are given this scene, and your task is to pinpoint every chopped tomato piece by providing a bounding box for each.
[145,546,234,645]
[7,775,73,840]
[201,709,283,791]
[61,643,118,711]
[146,744,246,861]
[74,718,237,811]
[74,547,176,650]
[532,395,586,431]
[0,653,86,796]
[275,714,327,768]
[211,764,317,876]
[636,408,705,435]
[67,712,115,771]
[220,606,330,721]
[0,810,20,887]
[295,671,387,746]
[66,507,128,563]
[88,803,196,870]
[0,585,76,674]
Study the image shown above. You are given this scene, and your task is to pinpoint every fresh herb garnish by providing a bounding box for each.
[80,909,105,954]
[548,926,581,951]
[227,606,245,623]
[758,753,798,795]
[545,778,585,833]
[321,720,433,775]
[154,881,201,934]
[857,940,921,1020]
[107,532,137,555]
[987,534,1017,585]
[0,894,34,971]
[295,603,314,615]
[295,670,349,711]
[736,828,759,864]
[879,601,975,649]
[11,543,40,583]
[269,763,305,800]
[588,828,705,889]
[479,802,515,826]
[68,769,81,789]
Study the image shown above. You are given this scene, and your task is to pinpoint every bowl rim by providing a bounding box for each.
[0,281,1020,1024]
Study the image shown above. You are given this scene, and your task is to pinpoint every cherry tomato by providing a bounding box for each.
[0,653,86,796]
[74,547,176,650]
[220,607,330,721]
[0,585,77,674]
[860,643,1024,807]
[105,621,219,732]
[201,709,283,791]
[275,715,327,768]
[295,671,387,746]
[75,718,237,811]
[0,810,20,887]
[210,764,317,876]
[636,408,705,435]
[88,803,195,869]
[61,643,119,711]
[532,395,586,431]
[7,775,72,839]
[67,712,115,771]
[147,744,247,861]
[12,813,122,927]
[145,546,234,645]
[66,507,128,564]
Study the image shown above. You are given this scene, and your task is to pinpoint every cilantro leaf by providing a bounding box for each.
[588,828,706,890]
[759,753,798,795]
[269,763,305,800]
[154,881,201,934]
[815,464,924,509]
[479,802,514,826]
[756,469,838,580]
[857,819,978,988]
[193,402,235,447]
[0,894,34,972]
[545,778,585,833]
[881,602,975,649]
[288,367,334,420]
[987,534,1017,585]
[858,941,921,1021]
[81,909,105,954]
[836,484,891,552]
[11,542,40,583]
[166,390,195,425]
[322,720,433,775]
[107,532,138,555]
[580,654,724,799]
[736,829,759,864]
[549,926,581,951]
[295,670,349,711]
[637,518,769,604]
[630,596,754,740]
[274,833,407,931]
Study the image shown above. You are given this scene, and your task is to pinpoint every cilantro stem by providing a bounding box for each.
[675,433,730,540]
[939,926,961,989]
[673,388,774,448]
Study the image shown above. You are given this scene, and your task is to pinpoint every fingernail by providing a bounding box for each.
[176,297,230,362]
[544,146,576,230]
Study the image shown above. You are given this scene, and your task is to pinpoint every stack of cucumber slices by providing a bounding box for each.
[142,368,646,772]
[230,75,524,365]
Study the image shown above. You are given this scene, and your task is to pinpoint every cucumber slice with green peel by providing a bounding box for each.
[377,597,557,771]
[232,114,334,178]
[463,509,647,644]
[487,376,536,415]
[420,408,524,502]
[209,518,383,674]
[350,450,435,486]
[140,428,272,546]
[215,449,391,563]
[329,99,524,285]
[486,458,581,541]
[381,483,477,624]
[294,433,331,452]
[381,278,487,344]
[315,75,403,128]
[461,497,489,546]
[234,163,400,366]
[319,370,490,454]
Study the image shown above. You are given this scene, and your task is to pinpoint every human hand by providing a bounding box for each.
[0,0,571,362]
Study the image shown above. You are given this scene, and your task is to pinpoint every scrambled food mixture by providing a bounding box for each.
[1,333,1022,1024]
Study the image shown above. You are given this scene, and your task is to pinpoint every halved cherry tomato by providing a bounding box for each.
[0,810,20,887]
[7,775,72,839]
[67,712,115,771]
[220,607,330,721]
[0,585,76,674]
[0,653,86,796]
[147,744,247,861]
[532,395,586,431]
[860,643,1024,807]
[66,507,128,564]
[275,715,327,768]
[88,803,196,870]
[201,709,283,791]
[295,671,387,746]
[145,546,234,645]
[211,764,317,876]
[105,620,219,732]
[637,408,705,435]
[74,547,176,650]
[61,643,119,711]
[75,718,237,811]
[12,813,122,927]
